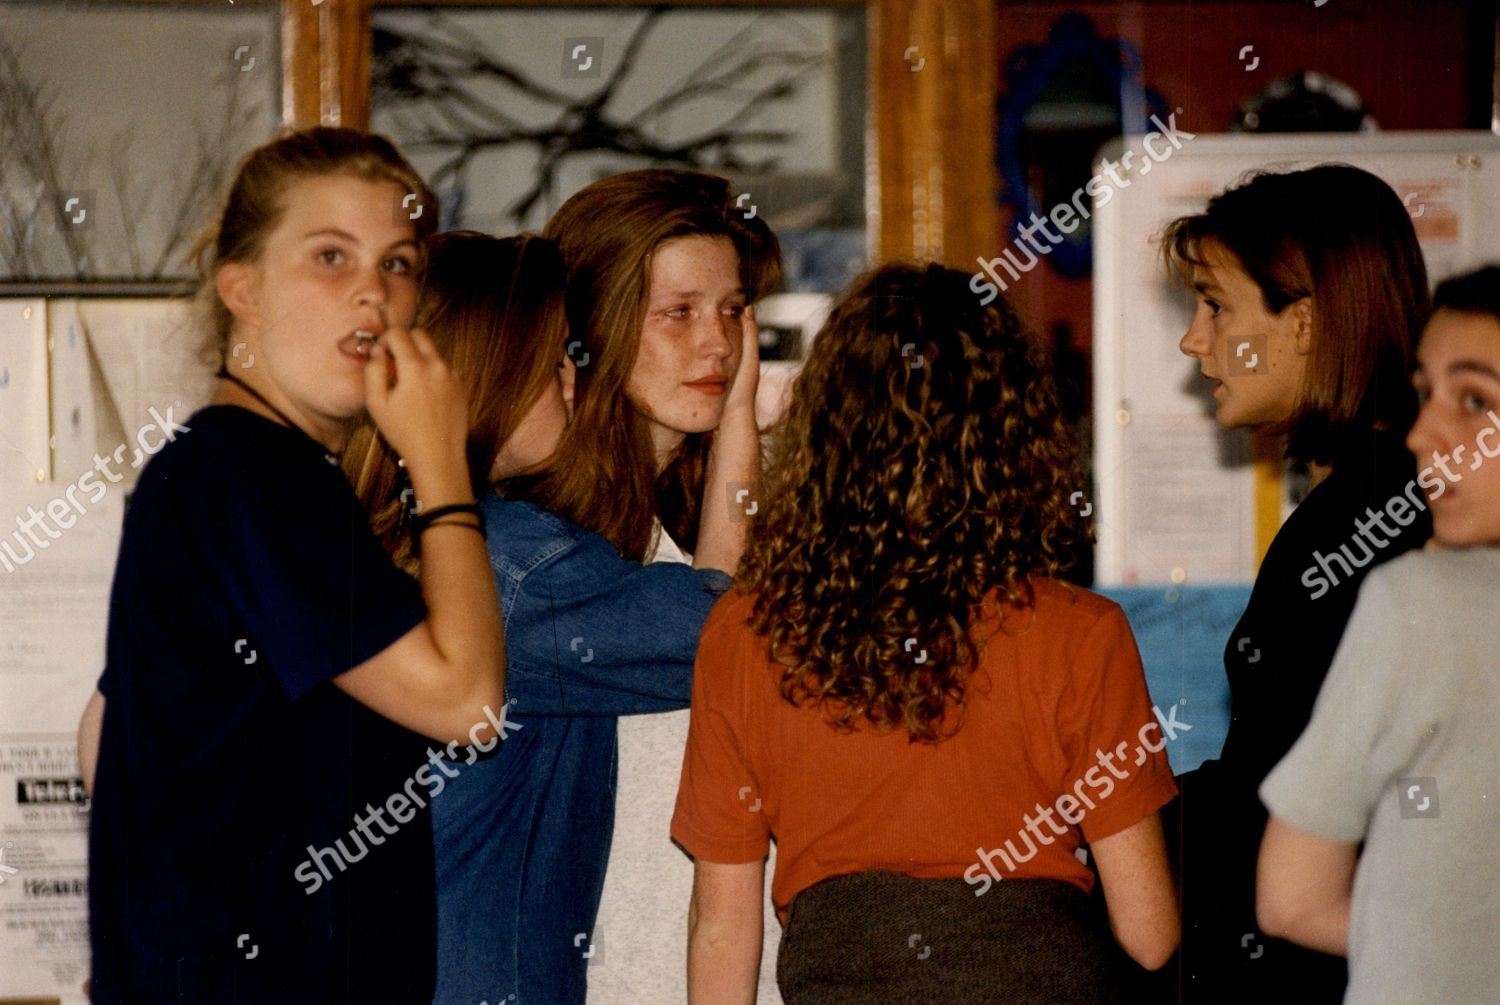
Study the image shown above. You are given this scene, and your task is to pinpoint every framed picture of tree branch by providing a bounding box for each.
[369,5,868,296]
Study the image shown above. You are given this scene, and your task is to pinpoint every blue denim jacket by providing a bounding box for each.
[431,493,732,1005]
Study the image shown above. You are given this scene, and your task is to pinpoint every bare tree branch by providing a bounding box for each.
[148,68,255,278]
[107,130,147,277]
[373,9,824,228]
[0,37,87,277]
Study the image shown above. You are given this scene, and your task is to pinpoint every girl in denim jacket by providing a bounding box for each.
[350,219,771,1003]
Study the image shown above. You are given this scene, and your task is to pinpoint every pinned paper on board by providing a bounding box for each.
[71,299,216,485]
[0,300,52,489]
[0,484,120,1001]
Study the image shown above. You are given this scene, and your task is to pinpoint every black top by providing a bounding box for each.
[1220,432,1430,792]
[88,405,434,1004]
[1169,430,1430,1002]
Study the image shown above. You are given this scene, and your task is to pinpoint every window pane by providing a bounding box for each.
[0,3,280,283]
[370,5,868,296]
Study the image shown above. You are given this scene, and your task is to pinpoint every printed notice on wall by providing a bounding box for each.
[0,483,118,1004]
[0,736,91,1001]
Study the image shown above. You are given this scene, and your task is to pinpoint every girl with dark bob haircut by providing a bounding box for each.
[1162,162,1429,463]
[1158,163,1432,1003]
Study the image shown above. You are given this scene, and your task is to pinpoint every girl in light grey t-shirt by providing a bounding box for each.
[1258,266,1500,1004]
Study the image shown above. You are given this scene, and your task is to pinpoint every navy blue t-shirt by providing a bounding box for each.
[88,405,434,1003]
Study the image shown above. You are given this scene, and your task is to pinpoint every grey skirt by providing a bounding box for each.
[776,871,1140,1005]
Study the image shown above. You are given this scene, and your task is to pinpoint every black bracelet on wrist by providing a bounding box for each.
[415,502,483,525]
[419,517,488,540]
[411,502,482,536]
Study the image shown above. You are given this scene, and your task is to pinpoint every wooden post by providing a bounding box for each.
[1492,0,1500,132]
[868,0,998,268]
[281,0,372,129]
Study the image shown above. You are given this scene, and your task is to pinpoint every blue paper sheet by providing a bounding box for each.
[1097,585,1253,775]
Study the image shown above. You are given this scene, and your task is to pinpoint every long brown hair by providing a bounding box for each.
[1161,163,1429,464]
[738,262,1090,744]
[347,231,570,570]
[190,127,437,368]
[541,169,781,560]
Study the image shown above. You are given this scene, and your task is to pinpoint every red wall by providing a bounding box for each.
[990,0,1479,359]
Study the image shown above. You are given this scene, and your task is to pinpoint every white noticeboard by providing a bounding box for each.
[1091,130,1500,587]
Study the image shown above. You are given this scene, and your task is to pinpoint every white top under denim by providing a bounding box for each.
[589,523,786,1004]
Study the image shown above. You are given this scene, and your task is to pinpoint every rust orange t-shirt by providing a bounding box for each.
[670,578,1178,923]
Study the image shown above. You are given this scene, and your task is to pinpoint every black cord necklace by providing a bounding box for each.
[217,369,343,465]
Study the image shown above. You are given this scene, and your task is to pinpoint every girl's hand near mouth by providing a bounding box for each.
[365,325,473,507]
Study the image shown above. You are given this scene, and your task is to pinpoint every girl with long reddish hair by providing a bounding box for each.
[540,169,785,999]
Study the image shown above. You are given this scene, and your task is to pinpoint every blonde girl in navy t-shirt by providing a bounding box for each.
[78,128,503,1004]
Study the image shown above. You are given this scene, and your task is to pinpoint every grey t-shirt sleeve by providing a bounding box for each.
[1259,565,1421,842]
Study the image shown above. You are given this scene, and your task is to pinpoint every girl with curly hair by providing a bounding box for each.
[671,261,1179,1004]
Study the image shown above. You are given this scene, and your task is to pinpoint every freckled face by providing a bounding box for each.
[627,235,747,461]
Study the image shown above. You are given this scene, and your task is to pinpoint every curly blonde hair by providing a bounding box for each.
[737,262,1090,743]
